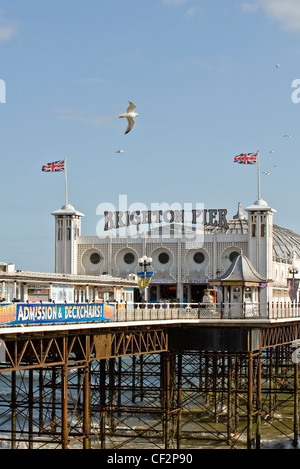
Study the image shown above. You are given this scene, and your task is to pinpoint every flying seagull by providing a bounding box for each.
[116,150,124,153]
[283,134,293,137]
[269,150,274,153]
[118,101,139,134]
[262,171,271,175]
[275,63,280,68]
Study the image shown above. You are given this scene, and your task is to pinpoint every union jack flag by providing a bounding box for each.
[42,160,65,172]
[234,152,258,165]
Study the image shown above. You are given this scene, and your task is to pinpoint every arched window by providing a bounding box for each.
[57,219,63,240]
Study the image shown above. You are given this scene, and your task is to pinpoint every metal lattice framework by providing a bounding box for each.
[0,324,299,449]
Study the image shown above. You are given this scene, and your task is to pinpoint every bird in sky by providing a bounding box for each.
[275,63,280,68]
[283,134,293,137]
[118,101,139,134]
[262,171,271,175]
[269,150,274,153]
[115,150,124,153]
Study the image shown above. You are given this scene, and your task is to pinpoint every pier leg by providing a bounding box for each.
[256,353,262,449]
[29,369,33,449]
[100,359,106,449]
[227,355,233,445]
[61,364,69,449]
[83,364,91,449]
[162,352,171,449]
[293,359,299,448]
[108,358,116,432]
[11,370,16,449]
[247,352,254,450]
[177,354,182,449]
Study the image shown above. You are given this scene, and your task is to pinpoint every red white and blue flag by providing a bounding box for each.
[234,152,258,165]
[42,160,65,172]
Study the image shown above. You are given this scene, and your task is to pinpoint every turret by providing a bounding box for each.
[51,203,84,274]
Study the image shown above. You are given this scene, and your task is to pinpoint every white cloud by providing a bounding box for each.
[0,10,18,43]
[244,0,300,33]
[162,0,204,20]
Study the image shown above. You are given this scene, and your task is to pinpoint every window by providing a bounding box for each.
[193,252,205,264]
[90,253,101,264]
[66,218,71,241]
[124,252,135,264]
[158,252,169,264]
[57,219,63,241]
[229,251,239,262]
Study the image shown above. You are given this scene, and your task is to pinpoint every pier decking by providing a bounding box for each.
[0,301,299,449]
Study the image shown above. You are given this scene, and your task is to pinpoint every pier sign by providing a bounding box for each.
[96,195,228,240]
[0,302,115,326]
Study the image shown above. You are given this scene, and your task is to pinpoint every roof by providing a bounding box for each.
[273,225,300,259]
[51,203,84,217]
[0,270,137,288]
[209,254,270,286]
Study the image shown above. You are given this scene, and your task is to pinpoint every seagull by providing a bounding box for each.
[115,150,124,153]
[118,101,139,134]
[275,63,280,68]
[269,150,274,153]
[262,171,271,175]
[284,134,293,137]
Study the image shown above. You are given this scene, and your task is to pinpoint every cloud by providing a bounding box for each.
[0,10,18,43]
[244,0,300,33]
[162,0,204,19]
[54,109,112,128]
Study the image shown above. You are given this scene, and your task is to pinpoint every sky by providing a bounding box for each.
[1,0,300,272]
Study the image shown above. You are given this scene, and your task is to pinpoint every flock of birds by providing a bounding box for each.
[262,132,293,176]
[260,63,294,177]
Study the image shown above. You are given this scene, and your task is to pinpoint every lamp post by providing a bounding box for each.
[138,255,153,303]
[289,266,299,303]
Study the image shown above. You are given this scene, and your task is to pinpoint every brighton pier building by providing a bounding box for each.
[51,198,300,306]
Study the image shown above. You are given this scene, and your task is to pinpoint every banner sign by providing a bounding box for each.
[0,303,115,326]
[137,272,153,290]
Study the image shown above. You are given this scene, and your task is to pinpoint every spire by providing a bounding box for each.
[233,202,246,220]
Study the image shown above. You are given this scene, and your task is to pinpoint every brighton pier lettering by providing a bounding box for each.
[104,209,228,231]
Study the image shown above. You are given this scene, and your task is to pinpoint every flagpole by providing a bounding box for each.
[64,157,68,206]
[257,150,260,201]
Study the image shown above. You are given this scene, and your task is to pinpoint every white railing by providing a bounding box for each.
[114,301,300,321]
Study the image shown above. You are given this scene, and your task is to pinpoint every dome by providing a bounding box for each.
[51,203,84,217]
[273,225,300,259]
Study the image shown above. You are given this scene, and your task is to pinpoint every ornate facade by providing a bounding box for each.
[52,198,300,304]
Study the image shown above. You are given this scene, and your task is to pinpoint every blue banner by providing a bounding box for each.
[0,303,115,326]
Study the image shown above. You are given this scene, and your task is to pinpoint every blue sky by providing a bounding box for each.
[1,0,300,271]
